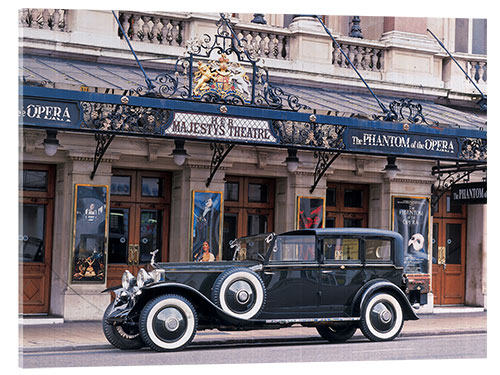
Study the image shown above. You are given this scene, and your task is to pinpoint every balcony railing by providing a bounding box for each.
[332,40,384,72]
[19,9,67,31]
[117,11,187,47]
[234,26,290,60]
[468,60,487,84]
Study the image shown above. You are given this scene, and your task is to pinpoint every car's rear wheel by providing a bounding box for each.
[360,292,404,341]
[102,303,144,350]
[211,267,266,320]
[316,324,357,343]
[139,294,198,352]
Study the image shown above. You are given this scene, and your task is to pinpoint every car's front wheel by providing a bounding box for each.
[316,324,357,343]
[139,294,198,352]
[360,292,404,341]
[102,303,144,350]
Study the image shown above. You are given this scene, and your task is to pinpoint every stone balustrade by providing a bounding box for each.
[332,40,385,72]
[117,11,187,46]
[234,26,291,60]
[19,8,67,31]
[468,60,487,84]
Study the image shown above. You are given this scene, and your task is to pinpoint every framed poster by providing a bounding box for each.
[297,196,326,229]
[71,184,109,283]
[391,196,430,274]
[191,190,223,262]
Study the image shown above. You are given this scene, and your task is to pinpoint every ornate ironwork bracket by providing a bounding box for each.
[90,133,115,180]
[310,151,341,193]
[430,161,487,212]
[206,142,234,187]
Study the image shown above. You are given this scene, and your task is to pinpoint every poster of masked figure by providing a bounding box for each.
[392,196,430,274]
[191,191,223,262]
[297,196,325,229]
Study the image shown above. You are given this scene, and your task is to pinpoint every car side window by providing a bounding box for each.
[270,235,316,262]
[365,238,392,262]
[323,237,360,261]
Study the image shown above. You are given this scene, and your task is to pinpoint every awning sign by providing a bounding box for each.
[451,182,487,204]
[19,97,81,128]
[346,128,459,159]
[166,112,277,144]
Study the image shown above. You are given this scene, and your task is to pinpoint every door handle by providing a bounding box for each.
[134,245,139,265]
[438,246,446,266]
[340,265,345,270]
[321,269,333,273]
[128,244,134,265]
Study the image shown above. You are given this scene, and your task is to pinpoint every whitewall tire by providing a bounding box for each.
[139,294,197,352]
[211,268,266,320]
[360,292,404,342]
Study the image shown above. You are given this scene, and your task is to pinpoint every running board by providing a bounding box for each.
[264,317,360,324]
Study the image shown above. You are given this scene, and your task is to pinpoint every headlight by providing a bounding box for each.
[121,270,136,289]
[137,268,153,288]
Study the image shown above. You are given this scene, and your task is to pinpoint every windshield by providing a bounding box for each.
[232,233,275,261]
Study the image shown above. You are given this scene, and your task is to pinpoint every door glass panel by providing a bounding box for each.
[141,177,163,197]
[432,222,439,264]
[19,204,45,262]
[222,213,238,260]
[224,182,239,201]
[344,217,363,227]
[20,170,48,191]
[248,183,268,203]
[326,188,336,206]
[446,223,462,264]
[247,214,268,235]
[111,176,131,196]
[108,208,129,264]
[140,210,162,263]
[446,195,462,214]
[344,189,363,208]
[325,217,336,228]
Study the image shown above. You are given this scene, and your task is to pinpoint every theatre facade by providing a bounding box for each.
[19,10,487,320]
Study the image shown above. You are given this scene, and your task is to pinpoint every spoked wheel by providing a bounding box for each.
[102,303,144,350]
[139,294,198,352]
[316,324,357,343]
[360,292,404,342]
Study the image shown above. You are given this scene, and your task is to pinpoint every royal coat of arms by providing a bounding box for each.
[193,54,251,104]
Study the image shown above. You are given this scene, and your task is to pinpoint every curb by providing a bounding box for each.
[20,328,487,354]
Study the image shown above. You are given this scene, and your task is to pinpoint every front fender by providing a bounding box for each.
[352,280,418,321]
[132,282,256,326]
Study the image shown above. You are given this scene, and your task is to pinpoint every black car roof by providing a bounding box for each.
[281,228,401,238]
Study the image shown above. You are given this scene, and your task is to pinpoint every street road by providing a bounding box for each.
[20,332,486,369]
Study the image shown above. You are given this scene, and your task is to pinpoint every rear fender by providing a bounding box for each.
[352,280,419,321]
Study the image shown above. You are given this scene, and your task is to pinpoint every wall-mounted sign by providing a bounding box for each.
[297,196,326,229]
[166,112,277,144]
[71,184,109,283]
[20,97,81,128]
[391,196,430,274]
[451,181,487,204]
[190,190,223,262]
[346,128,459,159]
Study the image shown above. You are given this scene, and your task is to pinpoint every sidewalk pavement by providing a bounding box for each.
[19,308,487,353]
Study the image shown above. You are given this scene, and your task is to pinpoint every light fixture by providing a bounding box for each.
[43,130,60,156]
[383,156,400,180]
[171,139,189,166]
[285,148,300,173]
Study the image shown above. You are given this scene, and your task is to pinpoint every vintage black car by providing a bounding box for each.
[103,228,419,352]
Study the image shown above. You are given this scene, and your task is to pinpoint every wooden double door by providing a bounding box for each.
[432,193,467,305]
[106,170,170,289]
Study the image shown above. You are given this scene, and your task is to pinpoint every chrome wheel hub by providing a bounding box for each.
[165,316,180,332]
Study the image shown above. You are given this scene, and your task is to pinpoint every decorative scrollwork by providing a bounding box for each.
[310,151,341,193]
[272,120,346,149]
[380,98,439,125]
[81,102,171,135]
[460,137,487,161]
[206,142,234,187]
[129,13,308,111]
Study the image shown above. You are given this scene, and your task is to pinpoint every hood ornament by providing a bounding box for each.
[150,249,159,268]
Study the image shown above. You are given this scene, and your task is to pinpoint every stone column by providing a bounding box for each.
[466,204,487,307]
